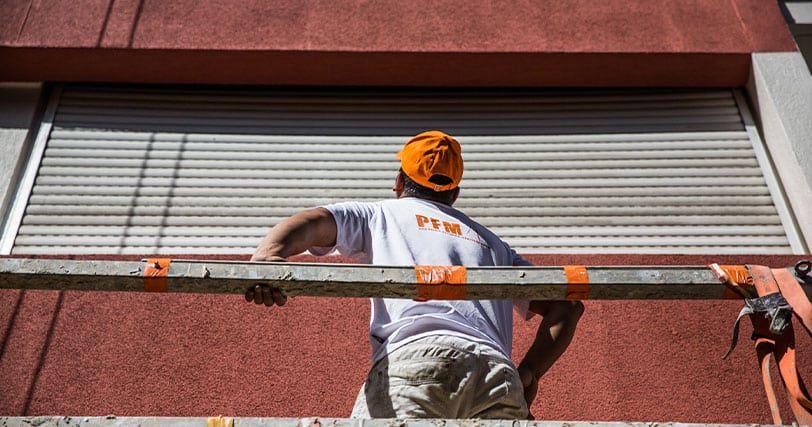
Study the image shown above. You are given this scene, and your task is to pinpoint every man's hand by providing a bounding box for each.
[518,364,538,419]
[246,254,287,306]
[245,284,287,307]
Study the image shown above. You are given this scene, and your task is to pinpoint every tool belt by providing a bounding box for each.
[710,260,812,425]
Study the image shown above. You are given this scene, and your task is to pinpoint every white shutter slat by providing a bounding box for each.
[18,214,784,228]
[27,195,776,208]
[21,204,781,217]
[10,86,795,254]
[31,175,773,188]
[31,185,772,198]
[17,224,786,238]
[34,166,766,180]
[41,157,759,170]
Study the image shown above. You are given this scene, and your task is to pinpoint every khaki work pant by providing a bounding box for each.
[350,335,528,419]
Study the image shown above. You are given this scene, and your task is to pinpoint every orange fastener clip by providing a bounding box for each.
[206,416,234,427]
[414,265,467,301]
[708,264,754,299]
[564,265,589,300]
[143,258,171,292]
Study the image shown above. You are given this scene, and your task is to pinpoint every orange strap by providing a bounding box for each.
[749,264,780,296]
[755,337,783,425]
[756,331,812,426]
[747,264,812,425]
[143,258,171,292]
[774,267,812,335]
[414,265,467,301]
[713,262,812,424]
[564,265,589,300]
[769,267,812,425]
[774,330,812,424]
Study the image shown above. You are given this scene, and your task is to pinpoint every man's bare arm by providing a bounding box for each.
[251,207,337,261]
[517,300,584,417]
[246,207,337,306]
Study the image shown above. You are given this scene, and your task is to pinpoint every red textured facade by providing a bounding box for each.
[0,0,807,424]
[0,0,797,86]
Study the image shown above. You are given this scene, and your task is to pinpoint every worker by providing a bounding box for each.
[246,130,583,419]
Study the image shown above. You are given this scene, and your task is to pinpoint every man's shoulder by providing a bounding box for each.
[325,200,384,209]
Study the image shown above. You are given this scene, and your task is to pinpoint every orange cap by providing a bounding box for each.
[397,131,463,192]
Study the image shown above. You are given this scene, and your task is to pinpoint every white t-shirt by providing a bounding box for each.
[311,197,532,363]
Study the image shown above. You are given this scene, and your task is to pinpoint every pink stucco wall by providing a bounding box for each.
[0,0,797,86]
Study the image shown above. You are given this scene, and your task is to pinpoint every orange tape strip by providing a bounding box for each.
[143,258,171,292]
[415,265,467,301]
[206,416,234,427]
[564,265,589,300]
[710,264,755,299]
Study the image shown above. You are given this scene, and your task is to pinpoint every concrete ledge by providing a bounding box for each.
[0,417,779,427]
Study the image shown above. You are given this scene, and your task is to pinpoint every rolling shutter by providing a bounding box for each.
[5,85,800,254]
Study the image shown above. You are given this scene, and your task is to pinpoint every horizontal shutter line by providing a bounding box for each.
[489,225,788,237]
[52,123,745,136]
[10,235,790,248]
[42,147,756,161]
[30,185,772,198]
[22,205,780,217]
[49,130,751,143]
[57,88,737,106]
[58,90,737,105]
[16,225,270,237]
[19,214,785,227]
[34,166,765,179]
[27,195,776,208]
[40,158,760,170]
[17,224,787,237]
[55,104,743,118]
[41,148,758,163]
[33,176,771,188]
[11,245,793,256]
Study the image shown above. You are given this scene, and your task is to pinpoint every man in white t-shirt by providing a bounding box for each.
[247,130,583,419]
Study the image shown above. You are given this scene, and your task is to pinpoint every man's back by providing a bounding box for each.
[317,197,519,267]
[313,197,523,364]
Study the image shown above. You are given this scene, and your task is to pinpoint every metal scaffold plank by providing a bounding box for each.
[0,416,776,427]
[0,257,766,300]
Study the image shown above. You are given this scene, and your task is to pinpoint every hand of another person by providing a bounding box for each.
[245,283,287,307]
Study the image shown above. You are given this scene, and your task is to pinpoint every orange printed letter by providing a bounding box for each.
[443,221,462,236]
[416,215,430,227]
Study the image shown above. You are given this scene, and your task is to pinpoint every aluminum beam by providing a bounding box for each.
[0,417,775,427]
[0,257,778,300]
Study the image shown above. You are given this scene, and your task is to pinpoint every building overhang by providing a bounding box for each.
[0,48,756,87]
